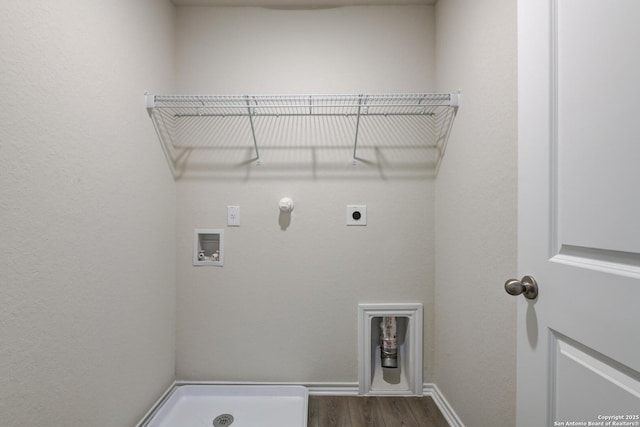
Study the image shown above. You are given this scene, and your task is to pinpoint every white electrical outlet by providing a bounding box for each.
[347,205,367,226]
[227,206,240,226]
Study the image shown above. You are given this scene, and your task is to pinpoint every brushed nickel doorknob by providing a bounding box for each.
[504,275,538,300]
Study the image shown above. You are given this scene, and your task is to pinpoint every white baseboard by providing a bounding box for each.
[306,382,360,395]
[424,383,465,427]
[172,380,361,396]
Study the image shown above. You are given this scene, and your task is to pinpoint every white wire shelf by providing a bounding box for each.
[145,92,459,175]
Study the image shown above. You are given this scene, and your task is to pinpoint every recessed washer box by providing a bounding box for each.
[193,229,224,266]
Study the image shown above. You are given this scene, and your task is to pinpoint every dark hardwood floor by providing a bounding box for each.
[307,396,449,427]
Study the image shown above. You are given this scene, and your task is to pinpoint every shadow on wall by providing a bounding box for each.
[278,210,292,230]
[153,115,444,181]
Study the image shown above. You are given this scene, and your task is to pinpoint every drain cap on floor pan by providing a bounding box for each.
[213,414,234,427]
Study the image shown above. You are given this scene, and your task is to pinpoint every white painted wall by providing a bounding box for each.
[0,2,176,426]
[0,2,518,424]
[173,6,438,384]
[174,6,435,94]
[434,0,518,426]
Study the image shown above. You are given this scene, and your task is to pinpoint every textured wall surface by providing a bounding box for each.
[0,2,518,424]
[434,0,518,425]
[0,2,177,426]
[173,6,438,384]
[174,6,435,95]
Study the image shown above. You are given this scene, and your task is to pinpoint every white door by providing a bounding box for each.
[516,0,640,425]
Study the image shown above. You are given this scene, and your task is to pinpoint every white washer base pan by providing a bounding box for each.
[140,384,308,427]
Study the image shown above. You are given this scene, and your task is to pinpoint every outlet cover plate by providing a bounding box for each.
[347,205,367,226]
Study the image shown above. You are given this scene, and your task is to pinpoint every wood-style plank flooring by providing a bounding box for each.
[307,396,449,427]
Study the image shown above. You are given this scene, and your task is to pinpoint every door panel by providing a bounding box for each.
[552,332,640,422]
[517,0,640,425]
[556,0,640,256]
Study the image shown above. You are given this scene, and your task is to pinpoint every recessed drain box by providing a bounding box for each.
[358,303,423,395]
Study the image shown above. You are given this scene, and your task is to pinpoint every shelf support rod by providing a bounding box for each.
[352,94,364,165]
[245,96,261,165]
[450,90,461,107]
[144,91,155,115]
